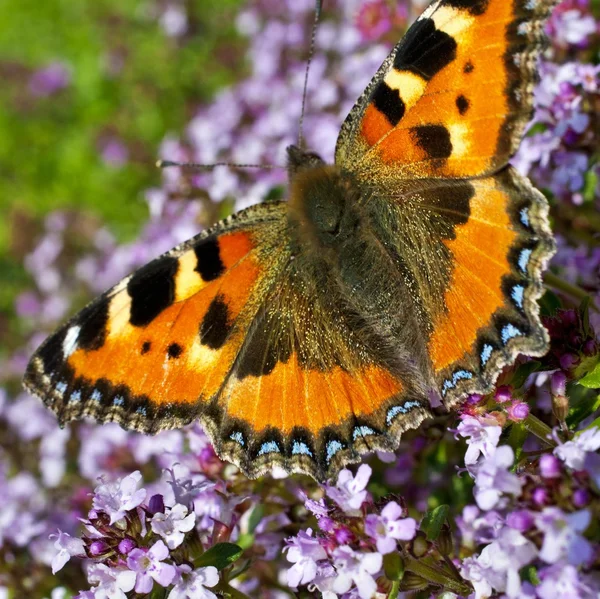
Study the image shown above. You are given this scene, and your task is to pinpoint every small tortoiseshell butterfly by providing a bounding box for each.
[24,0,557,481]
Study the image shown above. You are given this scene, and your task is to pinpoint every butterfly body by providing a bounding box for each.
[25,0,557,481]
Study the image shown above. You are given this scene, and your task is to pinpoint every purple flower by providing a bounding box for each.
[151,503,196,549]
[325,464,371,515]
[471,446,523,510]
[126,540,177,593]
[539,453,562,478]
[50,530,85,573]
[460,528,537,599]
[506,510,534,533]
[331,545,382,599]
[364,501,416,554]
[554,427,600,471]
[167,565,219,599]
[285,528,328,588]
[455,415,502,465]
[506,401,530,422]
[535,508,593,566]
[29,62,71,97]
[84,564,136,599]
[537,563,599,599]
[92,471,147,524]
[100,138,129,168]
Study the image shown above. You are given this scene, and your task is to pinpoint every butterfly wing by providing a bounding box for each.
[359,166,554,407]
[336,0,556,181]
[24,201,432,480]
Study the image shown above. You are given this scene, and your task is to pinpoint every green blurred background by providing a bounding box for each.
[0,0,243,318]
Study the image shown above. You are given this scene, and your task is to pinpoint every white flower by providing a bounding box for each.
[554,427,600,470]
[285,528,328,588]
[50,530,85,574]
[86,564,136,599]
[535,508,593,566]
[461,528,537,599]
[456,415,502,465]
[332,545,382,599]
[92,471,146,524]
[326,464,371,515]
[151,503,196,549]
[471,446,523,510]
[167,565,219,599]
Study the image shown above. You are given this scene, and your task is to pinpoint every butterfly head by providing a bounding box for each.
[286,144,325,180]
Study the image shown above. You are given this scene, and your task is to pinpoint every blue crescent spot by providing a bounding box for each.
[353,425,376,440]
[386,400,421,425]
[258,441,280,456]
[518,249,532,273]
[230,431,245,447]
[502,324,523,344]
[453,370,473,383]
[69,390,82,403]
[480,344,494,366]
[56,381,67,394]
[113,395,125,406]
[292,441,313,457]
[520,208,530,228]
[136,406,147,415]
[91,390,102,402]
[442,371,473,397]
[326,440,344,463]
[512,285,525,309]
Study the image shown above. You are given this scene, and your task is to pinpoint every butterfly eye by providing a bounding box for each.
[287,145,325,179]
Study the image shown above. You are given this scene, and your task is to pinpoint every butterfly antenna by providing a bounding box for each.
[297,0,323,149]
[157,160,281,171]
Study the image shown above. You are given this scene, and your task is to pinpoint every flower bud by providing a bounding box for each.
[507,401,529,422]
[550,371,567,397]
[118,538,136,555]
[506,510,534,532]
[148,494,165,514]
[532,487,550,507]
[573,488,591,508]
[88,540,110,557]
[495,386,512,403]
[400,572,429,592]
[411,532,429,558]
[539,454,561,479]
[552,393,569,423]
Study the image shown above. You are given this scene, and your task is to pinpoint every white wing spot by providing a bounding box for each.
[63,325,81,358]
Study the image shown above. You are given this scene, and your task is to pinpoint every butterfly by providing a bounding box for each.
[24,0,557,482]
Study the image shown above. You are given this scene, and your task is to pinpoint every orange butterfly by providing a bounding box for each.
[24,0,556,481]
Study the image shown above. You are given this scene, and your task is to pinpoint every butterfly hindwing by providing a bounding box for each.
[336,0,556,181]
[24,200,433,480]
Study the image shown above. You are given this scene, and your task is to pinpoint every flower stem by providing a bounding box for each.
[404,556,472,596]
[523,414,556,447]
[387,580,401,599]
[544,272,599,311]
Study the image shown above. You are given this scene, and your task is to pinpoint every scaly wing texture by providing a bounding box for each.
[335,0,556,181]
[363,166,555,409]
[24,201,432,481]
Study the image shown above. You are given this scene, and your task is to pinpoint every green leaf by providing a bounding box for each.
[520,565,540,586]
[574,354,600,382]
[507,422,528,462]
[194,542,243,571]
[567,391,600,427]
[539,290,562,317]
[510,361,542,389]
[383,552,405,582]
[579,296,592,337]
[420,505,449,541]
[247,503,265,534]
[578,362,600,389]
